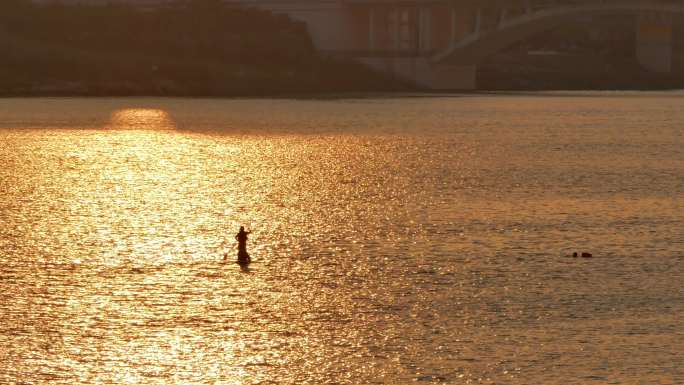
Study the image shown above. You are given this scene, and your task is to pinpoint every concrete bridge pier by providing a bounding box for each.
[354,3,482,90]
[250,0,482,89]
[635,12,673,73]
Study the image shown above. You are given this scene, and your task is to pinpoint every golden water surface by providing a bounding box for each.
[0,94,683,384]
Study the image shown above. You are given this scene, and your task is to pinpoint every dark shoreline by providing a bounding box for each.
[1,89,684,101]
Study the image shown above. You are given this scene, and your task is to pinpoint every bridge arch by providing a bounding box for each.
[432,1,684,66]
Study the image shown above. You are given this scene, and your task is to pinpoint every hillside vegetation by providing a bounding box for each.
[0,0,403,96]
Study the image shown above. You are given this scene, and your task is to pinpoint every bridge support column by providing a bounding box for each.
[635,12,673,73]
[474,8,482,34]
[368,8,376,52]
[498,8,508,27]
[450,6,458,43]
[418,7,432,52]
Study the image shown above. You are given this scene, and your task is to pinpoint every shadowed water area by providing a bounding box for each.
[0,94,682,384]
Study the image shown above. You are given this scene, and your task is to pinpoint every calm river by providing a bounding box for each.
[0,94,682,384]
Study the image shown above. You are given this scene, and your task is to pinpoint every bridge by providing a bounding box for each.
[240,0,682,89]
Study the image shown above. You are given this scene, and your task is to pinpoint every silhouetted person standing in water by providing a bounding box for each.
[235,226,251,264]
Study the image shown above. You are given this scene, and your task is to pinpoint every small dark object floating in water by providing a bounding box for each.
[581,252,592,258]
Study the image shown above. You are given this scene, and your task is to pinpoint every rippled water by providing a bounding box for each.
[1,94,683,384]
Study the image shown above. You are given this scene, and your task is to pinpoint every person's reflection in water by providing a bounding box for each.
[235,226,252,264]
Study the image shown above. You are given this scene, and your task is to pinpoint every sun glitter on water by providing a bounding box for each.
[108,108,176,130]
